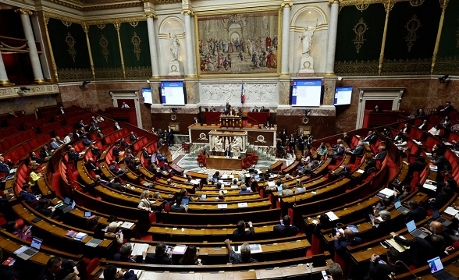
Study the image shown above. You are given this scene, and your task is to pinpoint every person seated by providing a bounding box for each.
[439,101,453,113]
[95,175,122,191]
[404,200,426,223]
[233,220,255,241]
[39,146,51,161]
[63,133,73,144]
[317,142,328,156]
[348,141,364,157]
[82,136,91,147]
[49,138,62,150]
[109,161,124,176]
[421,221,458,248]
[38,257,78,280]
[224,239,257,264]
[67,147,79,162]
[368,250,404,280]
[428,124,441,136]
[88,122,99,132]
[389,231,436,267]
[327,263,344,280]
[239,184,251,194]
[35,198,56,218]
[29,151,43,164]
[170,198,187,213]
[394,134,408,150]
[103,264,137,280]
[415,108,426,117]
[224,147,232,157]
[114,243,136,263]
[273,215,299,237]
[141,147,151,162]
[394,185,411,201]
[365,146,387,173]
[333,228,362,255]
[330,165,351,178]
[28,165,43,188]
[119,138,130,149]
[89,144,101,160]
[179,245,202,265]
[114,122,121,130]
[370,210,394,237]
[144,242,172,264]
[212,171,221,183]
[418,119,429,130]
[362,130,378,145]
[129,131,138,142]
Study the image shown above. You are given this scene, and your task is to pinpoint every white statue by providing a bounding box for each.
[231,136,243,153]
[300,26,316,57]
[169,33,180,61]
[213,136,223,151]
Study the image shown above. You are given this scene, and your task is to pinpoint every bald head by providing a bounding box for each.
[429,221,443,234]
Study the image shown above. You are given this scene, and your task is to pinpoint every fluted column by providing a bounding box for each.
[0,51,13,86]
[325,1,339,74]
[17,9,45,84]
[146,13,160,78]
[182,10,196,77]
[280,1,292,76]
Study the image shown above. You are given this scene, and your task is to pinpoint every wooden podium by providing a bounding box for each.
[220,115,242,128]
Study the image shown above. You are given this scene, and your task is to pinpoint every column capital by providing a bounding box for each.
[281,1,293,8]
[82,23,89,33]
[145,12,157,19]
[15,8,33,16]
[181,9,193,16]
[439,0,449,9]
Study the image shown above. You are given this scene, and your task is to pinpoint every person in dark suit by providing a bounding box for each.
[342,132,351,146]
[404,200,427,223]
[166,126,174,146]
[418,119,428,130]
[365,146,387,172]
[129,131,138,142]
[103,264,138,280]
[170,198,186,213]
[288,134,296,155]
[391,233,436,267]
[144,242,172,264]
[233,220,255,241]
[368,249,404,280]
[440,101,453,113]
[224,147,232,157]
[334,228,362,254]
[370,210,394,238]
[273,215,299,237]
[114,243,136,263]
[349,141,364,157]
[112,144,120,162]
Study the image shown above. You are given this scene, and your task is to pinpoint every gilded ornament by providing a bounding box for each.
[61,20,72,27]
[99,35,110,63]
[131,32,142,61]
[405,14,421,52]
[353,18,368,53]
[129,21,139,28]
[65,32,77,63]
[355,0,369,11]
[97,24,106,30]
[409,0,425,6]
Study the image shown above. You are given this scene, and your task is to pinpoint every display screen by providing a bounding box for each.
[291,80,322,107]
[141,88,152,104]
[334,86,352,105]
[160,81,186,106]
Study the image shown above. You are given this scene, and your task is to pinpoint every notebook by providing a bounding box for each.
[432,210,452,228]
[406,220,428,239]
[427,256,456,280]
[15,236,43,260]
[85,238,103,247]
[394,200,409,215]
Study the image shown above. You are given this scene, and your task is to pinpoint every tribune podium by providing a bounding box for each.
[220,115,242,128]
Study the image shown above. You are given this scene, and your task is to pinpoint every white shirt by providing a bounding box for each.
[63,135,71,144]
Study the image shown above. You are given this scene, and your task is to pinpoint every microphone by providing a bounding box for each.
[389,260,421,280]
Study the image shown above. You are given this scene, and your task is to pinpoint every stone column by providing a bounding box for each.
[0,51,13,86]
[146,13,160,78]
[325,1,339,74]
[280,1,292,76]
[18,9,45,83]
[183,10,196,77]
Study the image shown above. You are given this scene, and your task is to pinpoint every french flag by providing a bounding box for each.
[241,83,246,104]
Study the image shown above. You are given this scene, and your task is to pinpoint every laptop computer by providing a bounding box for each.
[406,220,429,239]
[181,197,190,206]
[84,211,92,218]
[432,210,452,228]
[394,200,410,215]
[427,256,456,280]
[16,236,43,260]
[277,186,283,192]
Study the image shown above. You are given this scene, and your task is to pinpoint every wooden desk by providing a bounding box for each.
[206,156,241,170]
[187,198,271,212]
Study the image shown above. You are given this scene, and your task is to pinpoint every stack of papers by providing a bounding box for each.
[385,238,409,253]
[172,245,187,254]
[422,182,437,191]
[131,243,149,256]
[74,232,88,241]
[217,204,228,209]
[237,202,248,208]
[325,211,339,221]
[120,221,134,229]
[377,188,395,198]
[444,207,459,216]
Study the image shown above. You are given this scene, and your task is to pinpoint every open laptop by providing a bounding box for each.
[406,220,429,239]
[85,238,103,248]
[427,256,456,280]
[394,200,410,215]
[84,211,92,218]
[432,210,452,228]
[181,197,190,206]
[16,236,43,260]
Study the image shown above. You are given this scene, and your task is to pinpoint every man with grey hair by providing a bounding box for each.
[224,239,257,264]
[328,263,344,280]
[114,243,135,262]
[371,210,394,238]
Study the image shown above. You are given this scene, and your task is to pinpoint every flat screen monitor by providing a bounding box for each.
[334,86,352,105]
[291,79,322,107]
[159,81,186,106]
[141,87,152,104]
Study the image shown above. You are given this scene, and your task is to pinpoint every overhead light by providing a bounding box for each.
[438,74,449,84]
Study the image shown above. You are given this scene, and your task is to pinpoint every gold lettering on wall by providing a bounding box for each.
[353,18,368,53]
[405,14,421,52]
[65,32,77,62]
